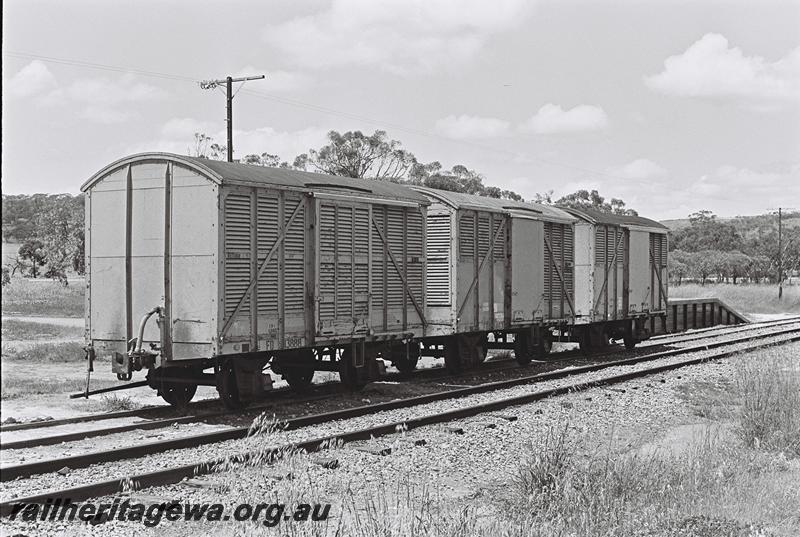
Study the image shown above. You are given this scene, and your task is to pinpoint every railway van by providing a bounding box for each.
[82,153,429,407]
[410,188,578,369]
[560,207,669,350]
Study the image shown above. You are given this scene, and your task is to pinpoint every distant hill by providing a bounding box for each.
[661,212,800,234]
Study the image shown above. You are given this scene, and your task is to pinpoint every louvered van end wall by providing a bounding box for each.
[84,159,219,363]
[220,188,426,354]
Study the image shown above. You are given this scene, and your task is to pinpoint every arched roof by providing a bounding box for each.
[558,206,667,232]
[409,186,576,224]
[82,153,429,204]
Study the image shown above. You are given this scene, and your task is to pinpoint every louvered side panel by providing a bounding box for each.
[386,206,405,308]
[284,197,306,313]
[224,192,252,318]
[405,209,425,314]
[371,205,386,323]
[318,203,337,323]
[426,213,452,306]
[459,213,475,258]
[477,215,490,258]
[563,224,575,309]
[492,217,505,260]
[543,222,573,320]
[336,205,354,316]
[594,226,605,265]
[256,193,279,316]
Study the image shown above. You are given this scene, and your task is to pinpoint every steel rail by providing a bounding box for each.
[1,326,797,482]
[3,318,797,450]
[4,317,795,437]
[1,331,797,517]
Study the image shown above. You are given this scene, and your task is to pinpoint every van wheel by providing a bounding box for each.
[387,344,420,374]
[150,368,197,408]
[283,368,315,392]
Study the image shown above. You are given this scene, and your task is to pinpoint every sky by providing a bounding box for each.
[2,0,799,220]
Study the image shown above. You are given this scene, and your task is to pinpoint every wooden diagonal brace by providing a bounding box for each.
[371,215,427,326]
[221,199,304,338]
[592,231,624,313]
[543,234,576,316]
[456,218,506,319]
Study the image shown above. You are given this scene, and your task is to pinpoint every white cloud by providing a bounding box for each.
[263,0,533,74]
[520,104,609,134]
[233,66,312,92]
[645,33,800,102]
[40,73,166,124]
[7,60,56,97]
[435,114,510,139]
[50,74,166,105]
[608,158,668,180]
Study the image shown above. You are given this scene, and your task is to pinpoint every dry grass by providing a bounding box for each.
[1,318,83,340]
[733,352,800,456]
[1,341,86,362]
[1,276,84,317]
[508,422,799,536]
[669,283,800,315]
[1,374,97,400]
[99,393,141,412]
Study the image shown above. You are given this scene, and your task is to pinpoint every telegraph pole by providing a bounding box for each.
[769,206,796,299]
[778,207,783,299]
[200,74,265,162]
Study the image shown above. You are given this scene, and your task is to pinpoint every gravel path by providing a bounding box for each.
[1,316,84,328]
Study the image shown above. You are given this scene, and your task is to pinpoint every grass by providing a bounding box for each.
[1,275,85,317]
[259,346,798,536]
[1,376,92,400]
[99,393,142,412]
[733,351,800,455]
[669,282,800,315]
[507,422,799,536]
[1,341,86,362]
[1,319,83,340]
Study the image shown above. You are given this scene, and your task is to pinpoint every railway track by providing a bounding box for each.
[2,318,798,452]
[1,322,797,515]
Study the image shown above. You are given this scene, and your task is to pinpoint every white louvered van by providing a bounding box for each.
[409,187,577,369]
[560,207,669,350]
[82,153,428,406]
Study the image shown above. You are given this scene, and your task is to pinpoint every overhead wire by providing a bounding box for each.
[3,50,628,181]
